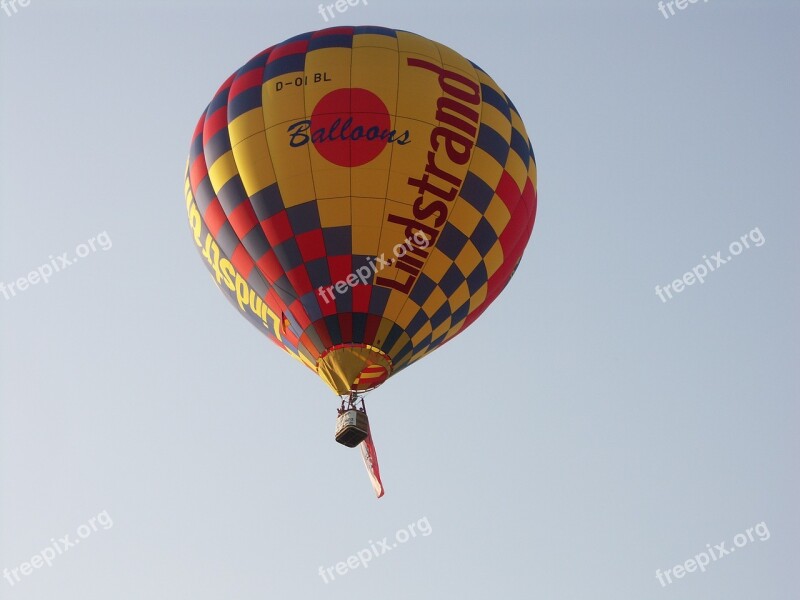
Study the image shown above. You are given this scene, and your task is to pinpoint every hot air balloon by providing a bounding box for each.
[184,26,537,496]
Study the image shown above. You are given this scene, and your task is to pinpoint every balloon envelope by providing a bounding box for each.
[185,26,537,395]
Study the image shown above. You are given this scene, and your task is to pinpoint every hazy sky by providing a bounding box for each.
[1,1,798,598]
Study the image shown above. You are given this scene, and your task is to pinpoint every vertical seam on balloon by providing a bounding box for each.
[387,35,450,355]
[371,33,403,335]
[376,32,423,330]
[348,39,356,308]
[299,44,336,361]
[234,52,279,295]
[379,30,404,270]
[378,34,403,212]
[233,51,311,346]
[253,49,284,271]
[366,35,406,355]
[256,50,304,310]
[302,47,320,229]
[348,41,354,203]
[299,46,325,335]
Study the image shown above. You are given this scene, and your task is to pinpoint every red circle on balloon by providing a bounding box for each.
[310,88,392,167]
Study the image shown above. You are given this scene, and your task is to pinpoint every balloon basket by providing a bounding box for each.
[335,393,370,447]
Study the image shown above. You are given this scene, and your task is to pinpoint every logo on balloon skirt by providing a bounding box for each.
[286,88,410,167]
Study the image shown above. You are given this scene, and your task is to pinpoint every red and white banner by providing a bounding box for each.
[360,434,384,498]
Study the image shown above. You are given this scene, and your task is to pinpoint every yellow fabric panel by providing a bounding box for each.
[396,31,439,60]
[380,287,409,324]
[387,316,418,356]
[309,165,350,201]
[468,147,504,193]
[437,43,477,78]
[317,196,351,227]
[396,59,442,124]
[352,225,381,256]
[374,317,397,347]
[430,318,452,343]
[228,108,265,146]
[483,240,505,278]
[375,199,412,258]
[410,321,433,347]
[421,248,453,283]
[265,125,315,206]
[503,148,530,191]
[231,133,276,195]
[406,346,428,364]
[266,124,311,179]
[447,281,471,312]
[353,33,398,50]
[207,151,238,192]
[385,178,416,208]
[387,332,411,360]
[448,199,483,237]
[484,193,511,233]
[385,118,434,202]
[468,282,489,313]
[352,166,391,198]
[354,368,387,390]
[481,103,513,142]
[351,47,399,115]
[442,319,464,342]
[262,73,305,129]
[389,307,416,348]
[278,177,317,208]
[316,345,392,395]
[273,175,314,208]
[420,286,448,318]
[352,196,384,227]
[454,241,482,276]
